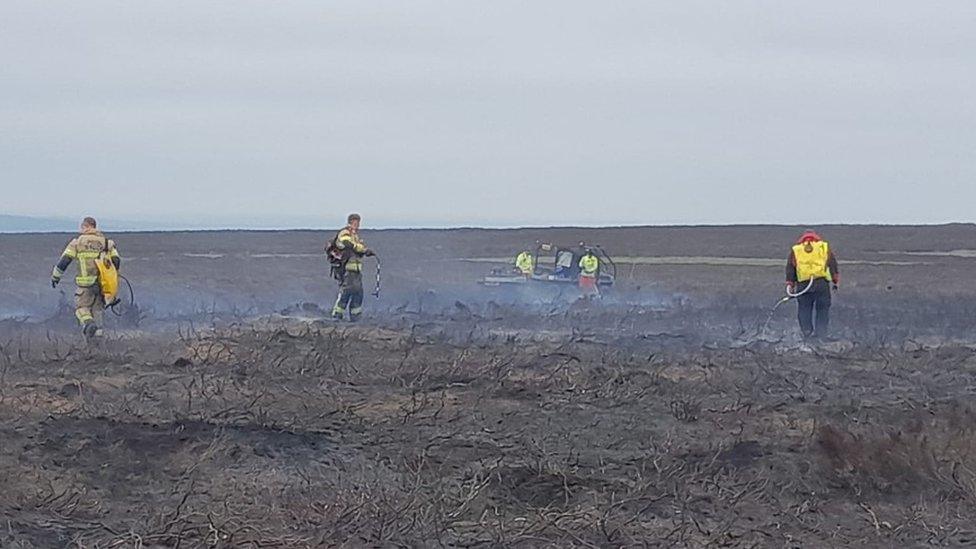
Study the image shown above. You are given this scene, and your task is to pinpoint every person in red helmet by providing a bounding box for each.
[786,230,840,339]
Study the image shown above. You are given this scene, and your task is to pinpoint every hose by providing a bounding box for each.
[759,278,815,335]
[785,277,815,299]
[372,255,382,298]
[109,274,136,317]
[594,245,617,279]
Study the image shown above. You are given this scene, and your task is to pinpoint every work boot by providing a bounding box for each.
[83,322,98,341]
[349,314,361,323]
[331,312,344,322]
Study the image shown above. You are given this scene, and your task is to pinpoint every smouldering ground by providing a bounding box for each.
[2,305,976,546]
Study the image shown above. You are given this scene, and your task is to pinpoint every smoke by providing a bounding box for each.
[0,308,32,320]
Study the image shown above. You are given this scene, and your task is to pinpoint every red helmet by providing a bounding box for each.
[796,230,822,244]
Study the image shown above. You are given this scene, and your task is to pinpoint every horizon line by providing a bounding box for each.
[3,221,976,235]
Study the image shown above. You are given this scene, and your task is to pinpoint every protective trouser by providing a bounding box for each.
[332,270,364,320]
[796,278,831,338]
[75,285,105,329]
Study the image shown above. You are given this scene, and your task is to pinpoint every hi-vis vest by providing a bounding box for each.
[793,241,831,282]
[515,252,534,275]
[579,254,599,276]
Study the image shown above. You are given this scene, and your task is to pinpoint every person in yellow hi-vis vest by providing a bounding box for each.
[578,249,600,298]
[786,230,839,340]
[514,250,534,277]
[51,217,121,340]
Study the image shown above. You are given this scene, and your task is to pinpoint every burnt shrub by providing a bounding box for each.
[817,411,976,500]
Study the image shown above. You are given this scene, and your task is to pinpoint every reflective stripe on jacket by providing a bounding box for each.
[55,230,120,287]
[336,227,367,271]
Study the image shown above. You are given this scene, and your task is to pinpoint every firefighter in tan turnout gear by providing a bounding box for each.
[327,213,374,322]
[51,217,121,339]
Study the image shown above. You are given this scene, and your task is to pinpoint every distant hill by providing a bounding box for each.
[0,215,77,233]
[0,214,334,232]
[0,214,191,233]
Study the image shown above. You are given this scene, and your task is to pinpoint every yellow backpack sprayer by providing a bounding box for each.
[95,237,137,320]
[95,237,120,305]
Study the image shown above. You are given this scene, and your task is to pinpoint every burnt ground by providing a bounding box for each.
[2,225,976,547]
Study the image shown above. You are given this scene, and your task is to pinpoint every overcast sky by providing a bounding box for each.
[1,1,974,228]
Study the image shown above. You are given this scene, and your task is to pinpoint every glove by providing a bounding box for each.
[832,275,840,291]
[364,249,376,257]
[785,282,795,294]
[51,277,60,289]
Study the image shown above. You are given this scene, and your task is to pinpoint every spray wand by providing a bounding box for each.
[372,255,382,298]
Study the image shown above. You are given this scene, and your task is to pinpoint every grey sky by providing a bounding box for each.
[1,1,974,228]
